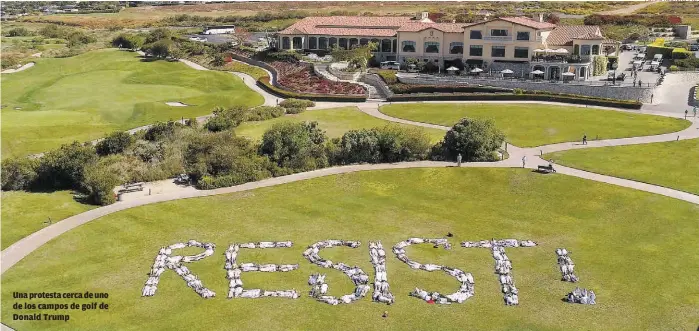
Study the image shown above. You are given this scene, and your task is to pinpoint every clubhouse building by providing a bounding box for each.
[278,13,619,80]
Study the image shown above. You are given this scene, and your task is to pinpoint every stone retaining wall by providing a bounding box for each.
[229,53,278,85]
[327,63,362,81]
[360,74,394,98]
[397,76,653,102]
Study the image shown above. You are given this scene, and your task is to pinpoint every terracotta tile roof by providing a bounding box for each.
[497,16,556,30]
[546,25,604,46]
[279,16,413,37]
[397,22,473,33]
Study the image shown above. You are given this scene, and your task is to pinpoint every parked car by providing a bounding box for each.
[380,61,400,70]
[189,36,207,42]
[689,44,699,51]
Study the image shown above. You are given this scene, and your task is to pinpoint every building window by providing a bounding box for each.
[349,38,359,48]
[514,47,528,58]
[309,37,317,49]
[319,37,328,49]
[393,39,397,53]
[592,45,600,55]
[469,45,483,56]
[491,46,506,57]
[360,38,369,46]
[516,31,530,41]
[491,29,508,37]
[402,40,416,52]
[470,30,482,39]
[581,45,591,55]
[449,42,463,54]
[339,38,348,49]
[282,37,290,50]
[573,44,580,55]
[381,39,392,52]
[292,37,302,49]
[370,38,380,50]
[425,41,440,53]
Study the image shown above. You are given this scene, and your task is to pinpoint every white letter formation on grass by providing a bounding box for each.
[142,240,216,298]
[303,240,370,305]
[369,241,394,304]
[566,287,596,305]
[555,248,578,282]
[461,239,538,306]
[225,241,299,299]
[394,238,474,305]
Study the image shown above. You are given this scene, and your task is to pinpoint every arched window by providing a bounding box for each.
[425,41,440,53]
[329,37,338,48]
[581,45,591,55]
[592,45,600,55]
[402,41,416,52]
[573,44,580,55]
[309,37,317,49]
[381,39,391,52]
[339,38,347,49]
[349,38,359,48]
[292,37,302,49]
[319,37,328,49]
[449,42,463,54]
[360,38,369,46]
[370,39,379,50]
[282,37,290,50]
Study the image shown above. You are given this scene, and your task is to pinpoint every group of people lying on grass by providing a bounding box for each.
[369,241,395,304]
[143,240,216,298]
[556,248,579,283]
[393,238,475,304]
[303,240,371,305]
[225,241,300,299]
[566,287,596,305]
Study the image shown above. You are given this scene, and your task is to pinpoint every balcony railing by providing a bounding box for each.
[483,36,512,41]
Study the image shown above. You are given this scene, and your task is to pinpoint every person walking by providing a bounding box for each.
[650,93,653,103]
[693,106,697,118]
[582,134,587,145]
[522,155,527,168]
[638,79,642,87]
[685,109,689,120]
[456,153,462,167]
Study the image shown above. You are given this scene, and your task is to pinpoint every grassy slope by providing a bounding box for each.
[547,138,699,194]
[380,103,690,147]
[1,191,95,250]
[235,107,446,143]
[1,48,263,158]
[2,168,698,331]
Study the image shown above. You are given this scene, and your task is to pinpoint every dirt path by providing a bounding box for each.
[598,1,654,15]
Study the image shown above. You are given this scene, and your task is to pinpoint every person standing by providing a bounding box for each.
[522,155,527,168]
[457,153,462,167]
[650,93,653,103]
[693,106,697,118]
[685,109,689,119]
[583,134,587,145]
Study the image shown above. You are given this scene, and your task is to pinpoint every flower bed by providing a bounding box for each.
[257,77,367,102]
[272,61,366,96]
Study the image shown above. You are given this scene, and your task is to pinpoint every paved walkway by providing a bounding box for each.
[4,55,699,277]
[1,62,34,74]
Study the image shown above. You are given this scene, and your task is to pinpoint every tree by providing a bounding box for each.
[211,53,225,67]
[259,121,328,172]
[145,28,173,44]
[204,106,248,132]
[5,27,32,37]
[96,131,134,156]
[233,27,251,46]
[145,122,179,141]
[436,117,505,162]
[544,13,560,25]
[169,45,186,60]
[1,157,39,191]
[333,125,431,165]
[330,42,377,71]
[144,39,172,58]
[35,142,98,190]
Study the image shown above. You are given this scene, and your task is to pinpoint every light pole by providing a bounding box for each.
[612,62,618,85]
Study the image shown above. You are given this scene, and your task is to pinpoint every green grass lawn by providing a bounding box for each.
[0,48,263,158]
[546,138,699,194]
[1,190,95,250]
[380,103,690,147]
[2,168,698,331]
[235,107,446,143]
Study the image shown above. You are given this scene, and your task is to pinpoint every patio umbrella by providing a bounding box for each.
[446,66,459,71]
[470,67,483,73]
[533,48,545,53]
[531,70,544,75]
[555,48,569,54]
[501,69,514,74]
[562,72,575,76]
[543,48,555,53]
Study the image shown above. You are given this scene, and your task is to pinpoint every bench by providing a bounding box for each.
[120,182,144,193]
[537,165,556,174]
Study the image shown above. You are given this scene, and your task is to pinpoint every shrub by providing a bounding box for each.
[34,142,98,190]
[674,57,699,69]
[387,93,643,109]
[280,98,315,109]
[0,52,22,69]
[669,65,679,71]
[111,33,144,51]
[334,125,431,165]
[259,121,328,172]
[82,163,120,205]
[390,84,509,94]
[145,28,173,44]
[284,107,304,114]
[38,24,67,39]
[204,106,248,132]
[245,106,285,121]
[143,39,172,58]
[434,117,505,162]
[377,69,398,85]
[5,27,32,37]
[1,157,39,191]
[96,131,134,156]
[145,122,179,141]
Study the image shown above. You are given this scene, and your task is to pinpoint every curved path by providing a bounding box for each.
[4,57,699,276]
[1,62,35,74]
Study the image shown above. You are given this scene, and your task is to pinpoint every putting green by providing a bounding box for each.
[1,48,263,158]
[235,107,446,143]
[2,168,697,331]
[1,190,95,250]
[547,138,699,194]
[380,103,690,147]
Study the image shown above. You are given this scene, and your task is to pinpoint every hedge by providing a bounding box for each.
[257,77,368,102]
[390,83,512,94]
[387,93,642,109]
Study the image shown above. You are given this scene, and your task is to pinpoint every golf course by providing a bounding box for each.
[379,103,691,147]
[2,168,697,331]
[1,49,263,158]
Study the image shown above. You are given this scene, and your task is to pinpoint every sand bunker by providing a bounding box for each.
[2,62,35,74]
[165,102,189,107]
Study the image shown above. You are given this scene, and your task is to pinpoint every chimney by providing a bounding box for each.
[538,13,544,23]
[421,12,429,20]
